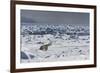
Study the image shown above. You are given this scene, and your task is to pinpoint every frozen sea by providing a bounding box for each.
[20,34,90,63]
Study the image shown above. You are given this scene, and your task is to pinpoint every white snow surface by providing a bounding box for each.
[21,34,90,63]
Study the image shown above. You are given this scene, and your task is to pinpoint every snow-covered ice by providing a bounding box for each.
[20,23,90,63]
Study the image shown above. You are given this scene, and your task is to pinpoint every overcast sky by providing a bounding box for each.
[21,9,89,25]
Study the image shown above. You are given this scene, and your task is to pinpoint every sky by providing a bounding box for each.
[21,9,90,25]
